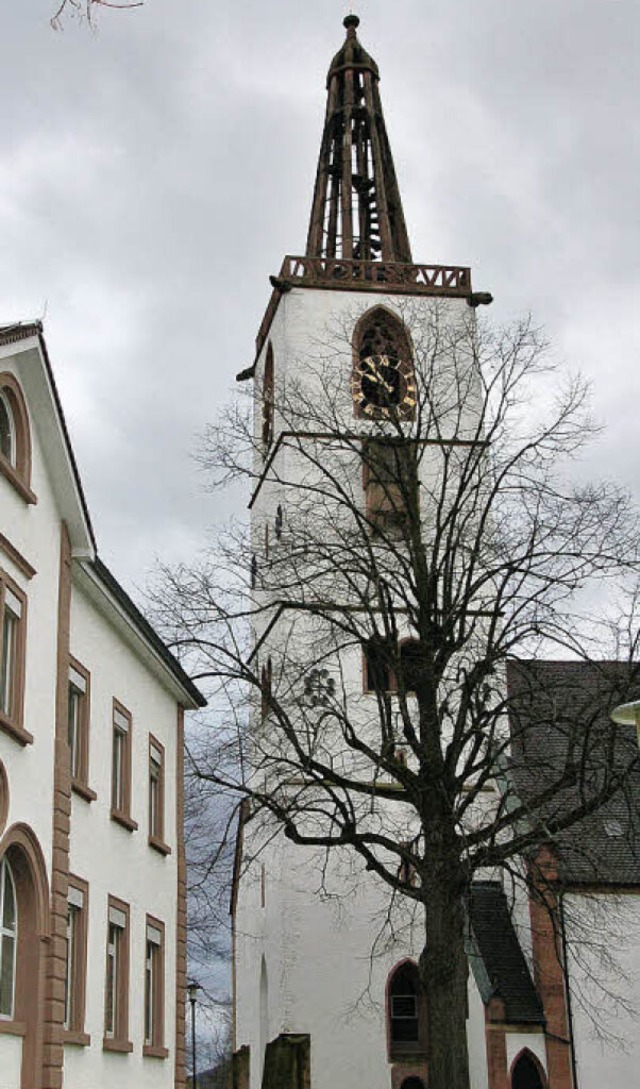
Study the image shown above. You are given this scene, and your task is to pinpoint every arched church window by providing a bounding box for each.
[0,856,17,1018]
[511,1051,546,1089]
[400,1079,426,1089]
[351,308,416,419]
[387,959,427,1061]
[0,374,33,500]
[262,344,275,453]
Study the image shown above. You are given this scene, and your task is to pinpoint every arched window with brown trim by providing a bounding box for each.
[0,823,50,1088]
[262,344,275,453]
[0,373,34,503]
[510,1049,547,1089]
[400,1079,426,1089]
[386,959,427,1061]
[351,307,416,420]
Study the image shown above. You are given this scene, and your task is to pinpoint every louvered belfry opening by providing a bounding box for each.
[305,15,413,264]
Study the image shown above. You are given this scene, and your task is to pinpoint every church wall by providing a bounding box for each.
[236,823,495,1089]
[563,890,640,1089]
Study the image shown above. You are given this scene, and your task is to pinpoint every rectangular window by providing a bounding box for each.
[148,736,165,847]
[64,876,89,1042]
[363,440,414,538]
[68,658,94,798]
[111,702,137,831]
[143,916,166,1057]
[104,897,131,1051]
[0,574,28,743]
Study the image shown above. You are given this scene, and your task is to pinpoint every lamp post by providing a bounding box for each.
[187,981,200,1089]
[610,700,640,747]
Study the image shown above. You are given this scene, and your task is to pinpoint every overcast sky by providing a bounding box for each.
[1,0,638,599]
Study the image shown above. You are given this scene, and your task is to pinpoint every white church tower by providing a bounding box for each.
[231,16,549,1089]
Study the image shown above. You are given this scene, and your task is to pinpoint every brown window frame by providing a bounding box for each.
[386,959,428,1062]
[103,895,132,1053]
[0,373,36,505]
[64,875,90,1046]
[363,439,415,539]
[148,735,171,856]
[0,571,30,746]
[110,700,137,832]
[68,658,96,802]
[143,915,168,1059]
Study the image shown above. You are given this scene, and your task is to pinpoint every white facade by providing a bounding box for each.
[0,323,203,1089]
[233,282,549,1089]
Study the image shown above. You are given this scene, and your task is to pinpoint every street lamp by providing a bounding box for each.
[610,700,640,746]
[187,981,200,1089]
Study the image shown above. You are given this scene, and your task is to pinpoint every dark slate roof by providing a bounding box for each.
[469,881,544,1024]
[507,660,640,887]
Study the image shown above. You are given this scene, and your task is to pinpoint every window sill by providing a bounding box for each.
[64,1030,91,1047]
[148,835,172,856]
[0,714,33,747]
[389,1046,427,1062]
[0,457,37,505]
[103,1037,134,1054]
[143,1044,169,1059]
[110,809,138,833]
[0,1019,27,1037]
[72,780,97,803]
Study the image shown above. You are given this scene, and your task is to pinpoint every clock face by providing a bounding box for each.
[352,354,416,418]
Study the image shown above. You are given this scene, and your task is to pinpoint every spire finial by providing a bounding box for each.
[343,14,360,34]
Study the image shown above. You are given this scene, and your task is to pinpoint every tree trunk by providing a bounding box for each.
[420,874,471,1089]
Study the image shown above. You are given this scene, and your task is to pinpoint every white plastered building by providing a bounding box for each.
[0,320,205,1089]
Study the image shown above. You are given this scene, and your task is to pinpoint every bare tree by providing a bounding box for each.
[155,304,640,1089]
[50,0,142,31]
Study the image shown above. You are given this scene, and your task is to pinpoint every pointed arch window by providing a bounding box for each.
[0,374,34,503]
[262,344,275,453]
[386,960,427,1061]
[511,1051,546,1089]
[351,308,416,419]
[0,856,17,1019]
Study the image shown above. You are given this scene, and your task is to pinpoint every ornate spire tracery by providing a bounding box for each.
[305,15,413,264]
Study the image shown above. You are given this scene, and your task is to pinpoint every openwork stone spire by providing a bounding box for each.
[305,15,413,264]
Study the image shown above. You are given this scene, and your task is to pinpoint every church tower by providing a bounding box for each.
[231,17,520,1089]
